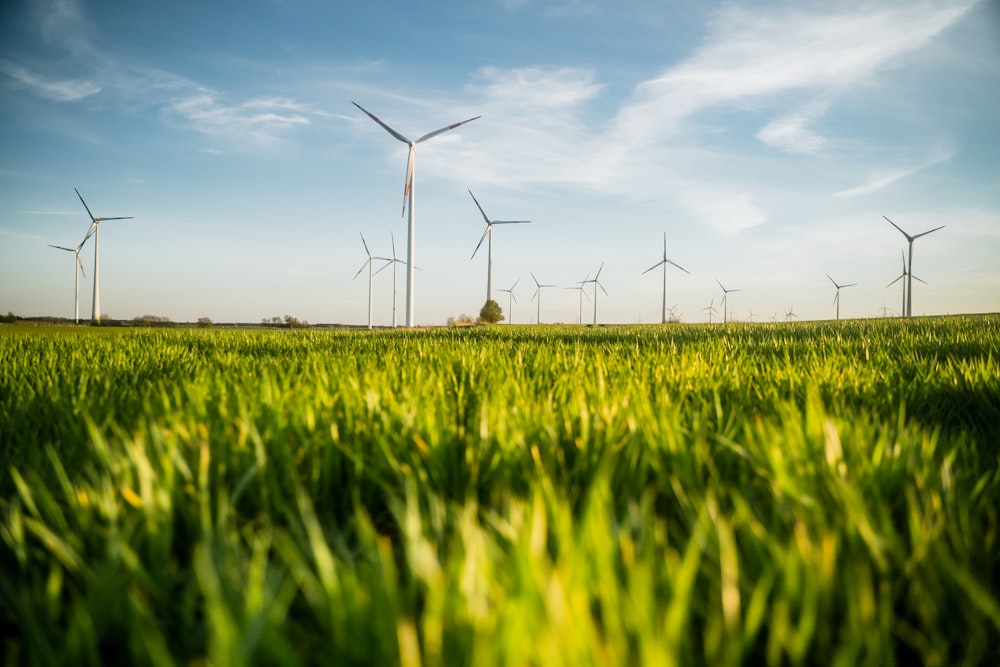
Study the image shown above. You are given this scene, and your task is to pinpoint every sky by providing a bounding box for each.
[1,0,998,326]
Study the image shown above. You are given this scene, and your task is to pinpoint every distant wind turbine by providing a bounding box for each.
[579,263,608,324]
[353,232,391,330]
[826,274,857,321]
[469,190,530,304]
[373,231,411,328]
[75,188,133,322]
[564,282,590,325]
[785,305,798,322]
[887,249,925,319]
[703,297,717,324]
[352,101,480,327]
[497,279,520,325]
[716,279,741,324]
[48,230,93,323]
[642,233,690,324]
[884,215,943,317]
[530,272,556,324]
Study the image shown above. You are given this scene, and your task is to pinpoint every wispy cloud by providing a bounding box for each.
[0,59,100,101]
[756,101,830,154]
[834,154,953,197]
[165,93,313,144]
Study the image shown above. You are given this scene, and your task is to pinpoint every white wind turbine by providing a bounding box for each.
[373,230,412,328]
[497,279,519,325]
[48,229,94,324]
[469,190,530,304]
[76,188,133,322]
[579,262,608,324]
[785,305,798,322]
[884,215,943,317]
[716,279,741,324]
[887,249,925,319]
[642,233,690,324]
[564,282,590,325]
[826,274,857,321]
[353,232,391,330]
[703,297,717,324]
[352,102,480,327]
[530,272,556,324]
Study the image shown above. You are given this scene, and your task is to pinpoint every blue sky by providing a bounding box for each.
[1,0,998,325]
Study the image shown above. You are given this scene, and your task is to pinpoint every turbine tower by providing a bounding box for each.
[353,102,480,327]
[642,233,690,324]
[75,188,133,322]
[530,272,556,324]
[48,229,93,324]
[353,232,391,330]
[469,190,530,304]
[884,215,943,317]
[716,279,742,324]
[826,273,857,321]
[579,263,608,325]
[497,279,519,325]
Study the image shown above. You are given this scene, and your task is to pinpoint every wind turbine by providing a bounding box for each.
[564,282,590,325]
[353,232,391,330]
[48,229,93,323]
[703,297,717,324]
[579,262,608,324]
[468,190,530,304]
[785,305,798,322]
[887,249,925,319]
[497,279,519,325]
[75,188,133,322]
[716,279,741,324]
[530,272,556,324]
[884,215,943,317]
[826,274,857,321]
[373,230,413,328]
[642,233,690,324]
[352,102,480,327]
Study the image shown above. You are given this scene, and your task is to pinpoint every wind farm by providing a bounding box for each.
[3,3,999,666]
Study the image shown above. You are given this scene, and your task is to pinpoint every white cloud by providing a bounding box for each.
[0,59,100,101]
[165,93,313,145]
[757,102,830,154]
[834,154,953,197]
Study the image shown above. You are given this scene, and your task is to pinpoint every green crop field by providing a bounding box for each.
[1,316,999,666]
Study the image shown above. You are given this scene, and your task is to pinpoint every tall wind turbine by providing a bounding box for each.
[564,283,590,325]
[352,102,480,327]
[497,279,519,325]
[826,274,857,321]
[716,279,741,324]
[887,250,925,319]
[579,262,608,324]
[48,229,93,323]
[642,233,690,324]
[353,232,391,330]
[75,188,133,322]
[530,272,556,324]
[884,215,943,317]
[469,190,530,304]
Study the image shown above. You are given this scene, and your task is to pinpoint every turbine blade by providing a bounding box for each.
[595,262,604,279]
[491,220,531,225]
[78,255,86,278]
[471,225,491,259]
[597,281,608,296]
[352,101,410,144]
[360,232,371,258]
[402,145,415,218]
[391,230,397,259]
[96,216,133,221]
[716,278,726,291]
[883,215,914,241]
[826,273,838,288]
[353,259,370,279]
[666,259,690,274]
[415,115,481,144]
[844,283,857,288]
[48,245,75,252]
[912,274,928,285]
[75,188,96,221]
[511,279,519,291]
[373,259,393,276]
[912,225,945,240]
[642,260,663,275]
[530,272,540,287]
[468,189,491,224]
[886,274,904,287]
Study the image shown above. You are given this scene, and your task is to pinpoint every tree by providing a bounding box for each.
[478,299,504,324]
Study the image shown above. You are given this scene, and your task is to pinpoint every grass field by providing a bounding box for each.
[1,316,999,666]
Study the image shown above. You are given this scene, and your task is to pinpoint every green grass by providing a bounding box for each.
[1,316,998,665]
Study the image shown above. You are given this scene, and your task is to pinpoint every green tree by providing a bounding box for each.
[478,299,504,324]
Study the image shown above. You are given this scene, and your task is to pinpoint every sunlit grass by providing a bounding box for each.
[1,316,998,665]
